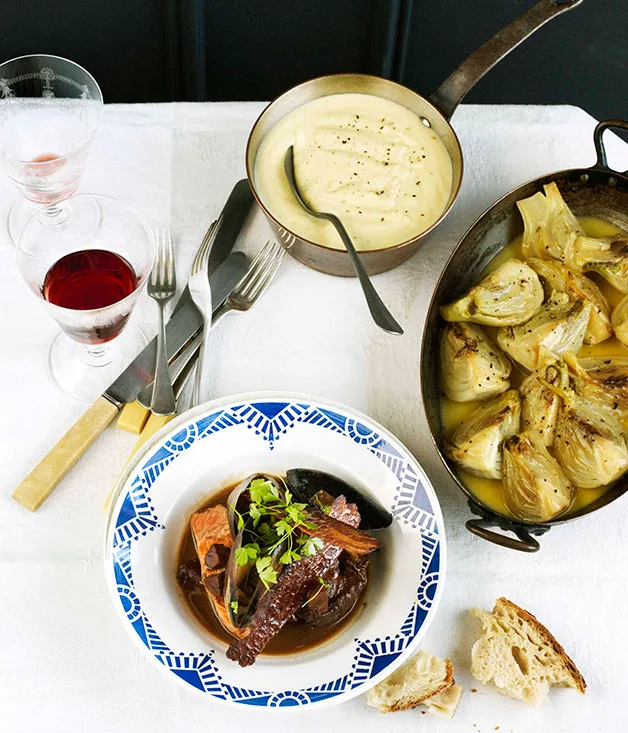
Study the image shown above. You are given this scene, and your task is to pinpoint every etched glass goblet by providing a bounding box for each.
[0,54,103,243]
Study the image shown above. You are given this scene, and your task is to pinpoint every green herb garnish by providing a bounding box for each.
[230,477,322,590]
[255,556,279,590]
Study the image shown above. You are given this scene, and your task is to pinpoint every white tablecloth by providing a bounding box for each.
[1,103,627,733]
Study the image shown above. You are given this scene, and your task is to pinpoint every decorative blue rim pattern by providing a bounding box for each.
[107,396,444,708]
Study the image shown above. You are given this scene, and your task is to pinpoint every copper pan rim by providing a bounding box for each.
[245,73,464,269]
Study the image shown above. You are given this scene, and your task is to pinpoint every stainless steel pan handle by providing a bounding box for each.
[593,119,628,175]
[430,0,585,120]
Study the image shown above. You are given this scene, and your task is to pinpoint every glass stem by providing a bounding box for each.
[42,200,68,224]
[82,342,113,367]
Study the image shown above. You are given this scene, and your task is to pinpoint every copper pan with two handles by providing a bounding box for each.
[420,119,628,552]
[246,0,585,276]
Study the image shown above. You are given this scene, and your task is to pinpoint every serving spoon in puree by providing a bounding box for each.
[284,145,403,334]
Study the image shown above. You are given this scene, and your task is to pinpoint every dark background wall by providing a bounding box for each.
[0,0,626,122]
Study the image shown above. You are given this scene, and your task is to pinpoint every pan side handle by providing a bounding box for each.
[429,0,585,120]
[465,518,542,553]
[593,120,628,175]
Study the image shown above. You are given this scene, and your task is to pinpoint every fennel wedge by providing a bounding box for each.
[549,383,628,490]
[444,390,520,479]
[497,293,591,372]
[440,322,511,402]
[519,347,569,446]
[438,188,628,522]
[440,259,543,327]
[517,182,582,263]
[502,431,574,522]
[528,258,612,345]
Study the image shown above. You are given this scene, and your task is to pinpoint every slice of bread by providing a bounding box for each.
[424,682,463,719]
[366,650,460,715]
[471,597,586,706]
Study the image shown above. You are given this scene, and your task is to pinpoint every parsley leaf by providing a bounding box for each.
[235,542,260,566]
[256,556,279,589]
[275,518,292,537]
[280,548,302,564]
[300,536,324,557]
[231,476,324,584]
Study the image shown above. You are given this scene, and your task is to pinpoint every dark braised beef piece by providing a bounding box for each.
[204,543,231,571]
[227,494,376,667]
[177,559,202,591]
[297,553,369,628]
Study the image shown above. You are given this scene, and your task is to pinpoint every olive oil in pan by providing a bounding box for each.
[440,217,628,519]
[177,484,369,656]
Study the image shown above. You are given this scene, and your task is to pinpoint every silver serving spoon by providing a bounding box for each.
[284,146,403,335]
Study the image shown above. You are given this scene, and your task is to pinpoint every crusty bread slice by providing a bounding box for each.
[424,682,463,719]
[366,650,457,714]
[471,597,586,706]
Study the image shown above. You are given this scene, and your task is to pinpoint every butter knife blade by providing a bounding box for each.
[104,179,254,406]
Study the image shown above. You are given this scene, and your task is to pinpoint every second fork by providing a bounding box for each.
[148,227,177,415]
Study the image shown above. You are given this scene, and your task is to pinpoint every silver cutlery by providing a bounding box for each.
[167,240,285,409]
[14,183,253,513]
[148,227,177,415]
[136,251,248,409]
[188,217,222,405]
[213,240,285,322]
[283,145,403,335]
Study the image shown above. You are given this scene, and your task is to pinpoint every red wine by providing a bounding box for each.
[43,250,138,344]
[43,249,138,310]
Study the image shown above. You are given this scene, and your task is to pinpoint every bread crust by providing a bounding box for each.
[495,597,586,694]
[379,658,455,713]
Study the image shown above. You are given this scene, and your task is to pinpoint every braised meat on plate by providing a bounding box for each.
[177,470,387,666]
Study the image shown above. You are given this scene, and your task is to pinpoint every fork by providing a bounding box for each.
[214,240,285,323]
[188,240,285,406]
[148,227,177,415]
[188,217,221,405]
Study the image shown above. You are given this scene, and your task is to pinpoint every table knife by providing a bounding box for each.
[120,251,247,425]
[13,184,253,512]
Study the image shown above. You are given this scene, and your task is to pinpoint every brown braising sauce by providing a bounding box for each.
[176,483,369,656]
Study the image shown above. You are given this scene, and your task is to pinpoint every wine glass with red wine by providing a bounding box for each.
[0,55,103,243]
[17,194,155,401]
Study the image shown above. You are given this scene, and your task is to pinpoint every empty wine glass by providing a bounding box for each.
[17,194,155,401]
[0,54,103,243]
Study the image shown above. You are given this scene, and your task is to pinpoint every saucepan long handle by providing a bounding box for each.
[592,119,628,175]
[429,0,585,120]
[465,518,541,553]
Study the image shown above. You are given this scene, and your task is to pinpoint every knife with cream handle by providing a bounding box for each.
[120,340,199,467]
[104,292,224,511]
[12,255,244,512]
[12,184,253,511]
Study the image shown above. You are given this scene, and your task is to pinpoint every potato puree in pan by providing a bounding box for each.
[254,93,453,251]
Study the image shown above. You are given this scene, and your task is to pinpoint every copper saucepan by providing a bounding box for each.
[246,0,584,276]
[421,120,628,552]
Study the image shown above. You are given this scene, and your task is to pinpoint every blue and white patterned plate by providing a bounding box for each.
[104,392,446,709]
